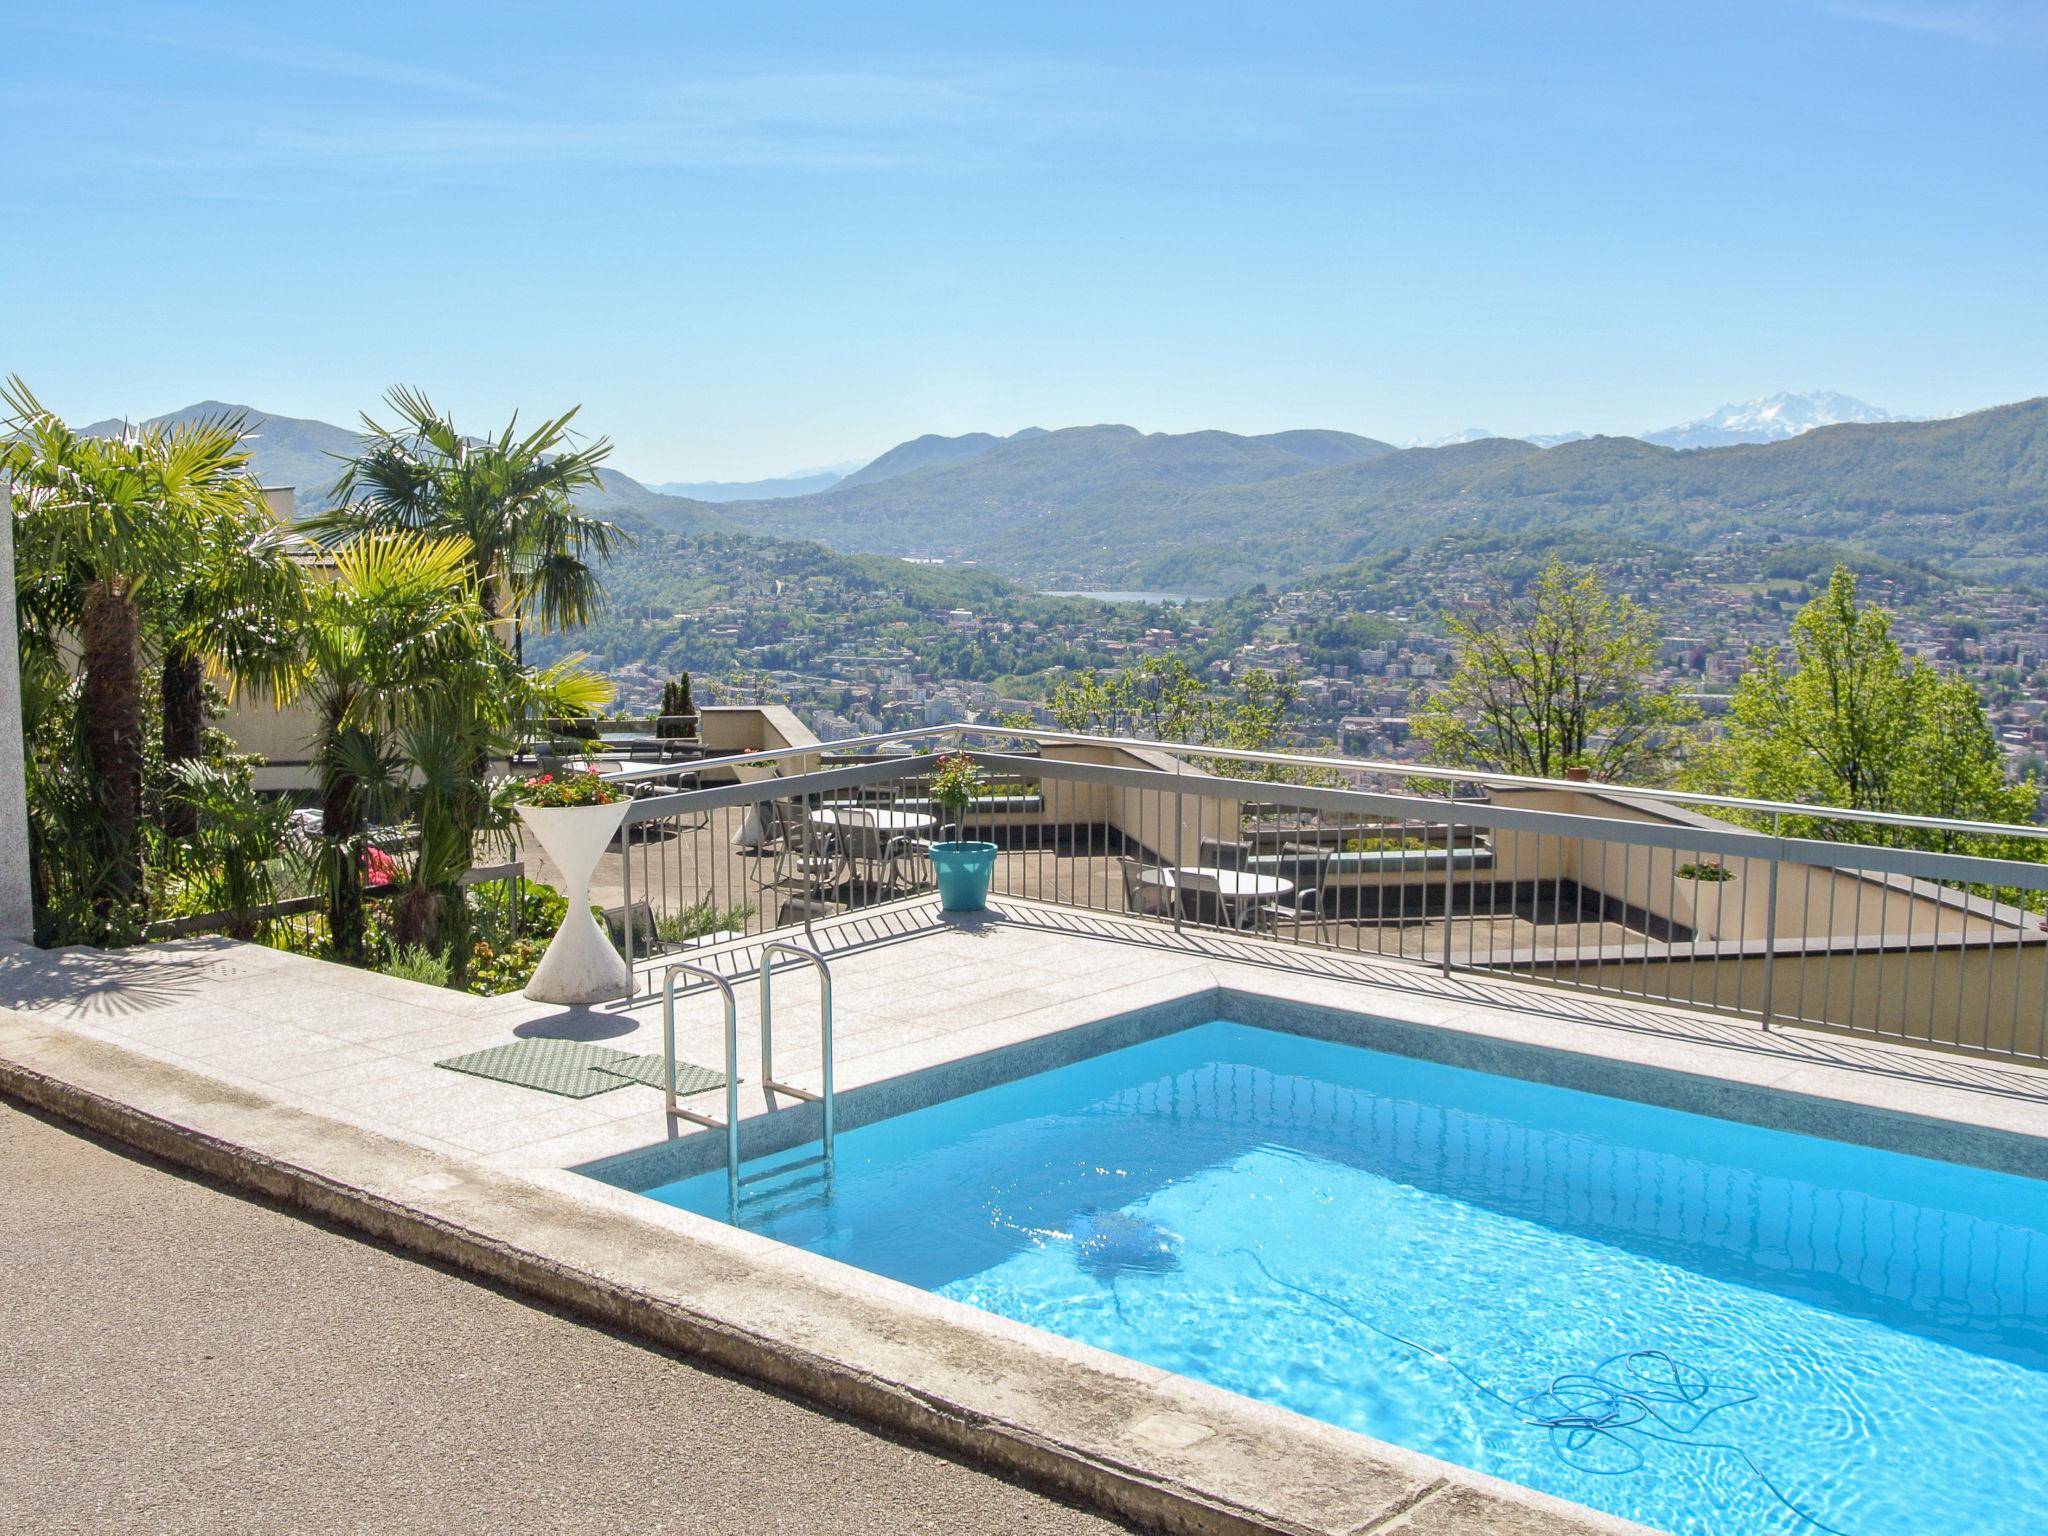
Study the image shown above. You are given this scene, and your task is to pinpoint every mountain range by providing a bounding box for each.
[1642,390,1899,449]
[1415,392,1901,453]
[731,399,2048,591]
[77,390,2048,596]
[646,462,864,501]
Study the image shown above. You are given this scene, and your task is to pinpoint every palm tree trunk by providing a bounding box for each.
[78,577,144,912]
[160,644,207,842]
[320,710,367,961]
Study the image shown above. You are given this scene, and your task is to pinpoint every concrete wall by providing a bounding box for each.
[1517,938,2048,1056]
[0,495,33,941]
[1038,743,1242,865]
[1488,785,2006,944]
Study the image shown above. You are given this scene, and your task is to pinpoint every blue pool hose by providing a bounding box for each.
[1233,1247,1854,1536]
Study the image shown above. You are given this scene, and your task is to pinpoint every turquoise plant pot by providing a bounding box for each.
[928,840,998,912]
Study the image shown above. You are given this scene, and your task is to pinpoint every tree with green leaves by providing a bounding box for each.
[2,380,280,916]
[318,387,627,655]
[299,533,495,959]
[297,532,611,965]
[152,504,307,838]
[1037,654,1320,779]
[1684,566,2037,847]
[1412,559,1698,783]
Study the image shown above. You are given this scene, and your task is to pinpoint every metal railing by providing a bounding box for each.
[662,960,742,1220]
[594,731,2048,1064]
[759,939,836,1164]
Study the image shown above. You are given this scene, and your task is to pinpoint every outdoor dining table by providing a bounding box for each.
[1173,867,1294,900]
[815,807,940,837]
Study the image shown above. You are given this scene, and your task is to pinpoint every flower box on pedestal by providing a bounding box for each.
[516,799,630,1004]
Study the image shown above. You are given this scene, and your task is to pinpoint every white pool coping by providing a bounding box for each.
[6,898,2048,1535]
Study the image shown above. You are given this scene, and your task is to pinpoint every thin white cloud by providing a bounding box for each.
[1822,0,2048,48]
[15,16,514,101]
[18,48,1463,188]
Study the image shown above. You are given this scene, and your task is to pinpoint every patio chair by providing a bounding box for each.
[1117,856,1175,918]
[1174,869,1254,931]
[1254,877,1334,945]
[770,799,843,893]
[834,809,914,899]
[602,899,667,963]
[1198,838,1250,871]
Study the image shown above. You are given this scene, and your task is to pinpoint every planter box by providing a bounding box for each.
[517,800,630,1004]
[929,840,998,913]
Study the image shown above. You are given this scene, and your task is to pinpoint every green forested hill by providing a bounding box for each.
[85,401,736,534]
[740,422,1397,554]
[740,399,2048,591]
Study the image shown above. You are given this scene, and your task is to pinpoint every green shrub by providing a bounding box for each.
[380,943,451,987]
[1675,861,1735,882]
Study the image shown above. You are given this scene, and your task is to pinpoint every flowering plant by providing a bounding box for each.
[928,754,986,820]
[513,767,620,808]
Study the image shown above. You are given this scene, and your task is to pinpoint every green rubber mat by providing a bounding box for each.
[436,1038,726,1099]
[593,1055,727,1096]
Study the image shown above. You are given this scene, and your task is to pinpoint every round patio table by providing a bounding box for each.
[1174,868,1294,900]
[815,808,939,837]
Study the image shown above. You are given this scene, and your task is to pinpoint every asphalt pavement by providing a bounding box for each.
[0,1100,1129,1535]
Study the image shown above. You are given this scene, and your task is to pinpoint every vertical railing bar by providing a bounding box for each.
[618,814,636,1002]
[2035,898,2048,1059]
[1440,814,1455,979]
[1879,870,1897,1041]
[1172,764,1185,935]
[1797,862,1815,1025]
[1955,883,1972,1050]
[1986,886,2005,1055]
[1588,834,1604,997]
[1760,812,1781,1032]
[1821,859,1839,1027]
[1664,838,1679,1010]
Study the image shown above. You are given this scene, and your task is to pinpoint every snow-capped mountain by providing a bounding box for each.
[1420,427,1499,447]
[1644,391,1898,450]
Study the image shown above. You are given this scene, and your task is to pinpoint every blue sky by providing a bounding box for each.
[4,1,2044,479]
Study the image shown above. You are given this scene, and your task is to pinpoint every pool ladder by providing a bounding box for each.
[661,940,836,1220]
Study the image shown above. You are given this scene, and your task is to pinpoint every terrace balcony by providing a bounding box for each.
[575,726,2048,1062]
[9,725,2048,1536]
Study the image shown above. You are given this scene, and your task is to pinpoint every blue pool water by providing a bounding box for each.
[637,1022,2048,1535]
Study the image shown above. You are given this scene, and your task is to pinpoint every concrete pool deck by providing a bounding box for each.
[6,899,2048,1534]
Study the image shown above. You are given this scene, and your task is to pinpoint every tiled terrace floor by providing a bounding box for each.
[10,898,2048,1536]
[535,803,1645,966]
[7,897,2048,1198]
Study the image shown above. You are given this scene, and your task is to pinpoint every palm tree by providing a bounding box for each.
[300,532,490,960]
[387,646,610,968]
[319,387,627,656]
[298,531,611,965]
[154,503,308,840]
[2,379,266,911]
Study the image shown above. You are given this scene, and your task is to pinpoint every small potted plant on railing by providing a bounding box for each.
[1672,858,1741,939]
[511,768,630,1004]
[926,754,999,913]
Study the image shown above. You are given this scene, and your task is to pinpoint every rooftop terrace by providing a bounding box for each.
[11,728,2048,1534]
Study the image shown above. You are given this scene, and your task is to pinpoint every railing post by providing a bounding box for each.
[1172,757,1185,935]
[617,814,635,1004]
[1759,811,1781,1031]
[1442,817,1456,979]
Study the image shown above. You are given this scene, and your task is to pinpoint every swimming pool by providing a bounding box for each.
[634,1020,2048,1536]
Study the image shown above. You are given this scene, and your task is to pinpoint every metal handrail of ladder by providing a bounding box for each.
[661,959,741,1220]
[759,939,835,1164]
